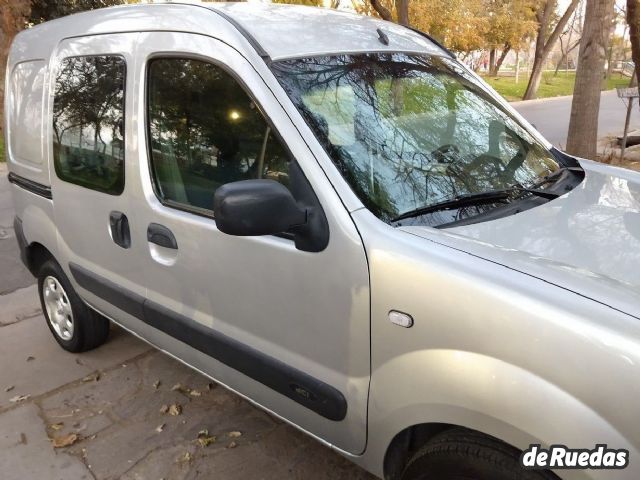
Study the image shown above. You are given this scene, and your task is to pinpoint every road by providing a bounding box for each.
[512,90,640,149]
[0,162,372,480]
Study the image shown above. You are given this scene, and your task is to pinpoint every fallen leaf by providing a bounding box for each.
[177,451,192,464]
[9,394,30,403]
[196,429,216,447]
[52,433,79,448]
[189,389,201,397]
[155,423,165,433]
[26,356,35,362]
[159,404,169,414]
[82,373,100,383]
[227,441,237,449]
[227,431,242,438]
[168,403,182,416]
[5,385,15,392]
[153,380,161,389]
[50,423,64,431]
[171,383,193,395]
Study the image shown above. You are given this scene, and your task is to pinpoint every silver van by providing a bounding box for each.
[5,3,640,479]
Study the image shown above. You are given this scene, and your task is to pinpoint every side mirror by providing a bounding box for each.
[213,180,306,237]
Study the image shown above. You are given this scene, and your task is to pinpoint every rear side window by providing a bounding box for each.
[9,60,46,169]
[147,58,290,214]
[52,55,126,195]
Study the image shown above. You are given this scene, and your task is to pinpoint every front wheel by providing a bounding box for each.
[38,259,110,352]
[401,428,558,480]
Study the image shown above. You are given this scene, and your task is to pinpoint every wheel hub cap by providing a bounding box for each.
[43,276,74,341]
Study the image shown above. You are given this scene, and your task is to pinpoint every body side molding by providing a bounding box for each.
[8,172,53,199]
[68,262,347,421]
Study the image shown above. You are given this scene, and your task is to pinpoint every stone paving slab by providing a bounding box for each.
[0,308,373,479]
[0,315,151,408]
[0,403,92,480]
[0,284,42,326]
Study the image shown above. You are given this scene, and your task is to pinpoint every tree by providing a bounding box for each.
[369,0,409,25]
[565,0,615,159]
[523,0,581,100]
[29,0,124,24]
[484,0,538,76]
[554,3,583,76]
[628,0,640,94]
[0,0,31,131]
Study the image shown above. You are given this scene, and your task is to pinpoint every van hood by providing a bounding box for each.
[400,159,640,319]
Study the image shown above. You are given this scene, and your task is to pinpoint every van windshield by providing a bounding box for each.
[271,53,561,226]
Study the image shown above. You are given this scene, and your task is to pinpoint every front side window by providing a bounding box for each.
[272,53,565,227]
[53,55,125,194]
[147,58,290,214]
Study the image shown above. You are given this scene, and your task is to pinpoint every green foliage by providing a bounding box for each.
[482,72,631,102]
[29,0,125,24]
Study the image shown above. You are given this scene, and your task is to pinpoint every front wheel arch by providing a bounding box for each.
[383,423,560,480]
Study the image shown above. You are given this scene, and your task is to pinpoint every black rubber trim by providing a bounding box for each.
[406,26,456,59]
[69,263,145,320]
[13,216,30,270]
[209,8,271,61]
[69,262,347,421]
[147,223,178,249]
[7,172,52,199]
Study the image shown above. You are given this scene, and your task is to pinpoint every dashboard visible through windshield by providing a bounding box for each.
[272,52,574,227]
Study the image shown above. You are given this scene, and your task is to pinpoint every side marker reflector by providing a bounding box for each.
[389,310,413,328]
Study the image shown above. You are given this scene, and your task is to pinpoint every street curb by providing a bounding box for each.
[509,89,618,106]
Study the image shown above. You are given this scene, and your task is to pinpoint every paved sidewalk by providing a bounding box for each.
[0,286,373,480]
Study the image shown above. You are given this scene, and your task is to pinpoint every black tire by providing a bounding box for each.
[37,259,110,352]
[401,428,559,480]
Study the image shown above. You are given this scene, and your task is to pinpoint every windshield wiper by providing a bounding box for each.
[391,186,560,223]
[533,166,583,188]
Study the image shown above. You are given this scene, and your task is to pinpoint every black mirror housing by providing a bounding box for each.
[213,180,306,237]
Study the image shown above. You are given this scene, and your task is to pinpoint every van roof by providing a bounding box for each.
[12,2,446,63]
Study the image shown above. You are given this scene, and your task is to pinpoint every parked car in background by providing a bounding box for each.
[5,3,640,479]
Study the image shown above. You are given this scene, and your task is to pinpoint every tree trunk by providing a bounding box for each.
[369,0,410,25]
[566,0,615,159]
[523,0,581,100]
[489,48,497,75]
[0,0,31,133]
[395,0,409,26]
[493,45,511,76]
[628,0,640,106]
[524,59,546,100]
[368,0,393,21]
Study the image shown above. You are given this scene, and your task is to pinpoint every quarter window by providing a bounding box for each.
[52,55,126,194]
[147,58,290,213]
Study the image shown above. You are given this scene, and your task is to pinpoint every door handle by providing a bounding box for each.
[109,211,131,249]
[147,223,178,249]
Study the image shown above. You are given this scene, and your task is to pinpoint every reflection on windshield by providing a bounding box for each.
[272,53,559,224]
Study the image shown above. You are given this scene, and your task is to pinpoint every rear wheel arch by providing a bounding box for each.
[25,242,54,276]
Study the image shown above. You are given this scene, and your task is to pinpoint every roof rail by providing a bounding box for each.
[209,7,271,61]
[406,26,456,59]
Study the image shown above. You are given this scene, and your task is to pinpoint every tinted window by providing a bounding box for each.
[147,58,290,213]
[53,55,125,194]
